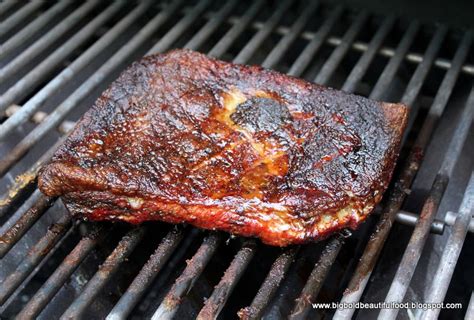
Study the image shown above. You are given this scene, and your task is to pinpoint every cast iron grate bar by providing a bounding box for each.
[0,193,56,258]
[0,1,18,19]
[0,1,472,319]
[183,0,238,51]
[197,240,257,319]
[16,224,106,319]
[0,1,44,39]
[151,233,222,319]
[401,25,449,143]
[233,0,294,65]
[0,0,73,60]
[288,18,421,320]
[238,8,375,318]
[0,214,73,306]
[334,30,472,320]
[0,136,66,220]
[106,227,186,320]
[0,0,185,311]
[287,5,343,77]
[314,10,369,85]
[0,0,127,140]
[0,0,102,109]
[61,227,147,319]
[208,0,265,58]
[369,20,421,100]
[260,0,320,69]
[0,0,156,177]
[234,14,474,75]
[380,64,474,320]
[421,170,474,319]
[341,14,396,93]
[106,2,269,317]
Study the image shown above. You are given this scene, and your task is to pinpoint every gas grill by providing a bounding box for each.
[1,1,473,319]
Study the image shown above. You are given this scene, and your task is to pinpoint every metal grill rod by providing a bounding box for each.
[0,194,56,258]
[56,1,216,318]
[106,227,185,320]
[207,0,265,58]
[0,1,73,60]
[0,0,126,139]
[238,18,474,76]
[16,225,106,320]
[150,3,278,317]
[61,227,146,319]
[183,0,238,51]
[233,0,293,65]
[0,0,156,176]
[0,136,66,220]
[341,14,396,93]
[287,5,343,77]
[0,0,185,312]
[314,10,368,85]
[238,246,299,319]
[401,26,449,144]
[106,2,256,317]
[261,0,320,69]
[370,21,420,100]
[289,235,345,320]
[197,240,257,319]
[0,190,42,233]
[0,214,72,306]
[288,19,420,319]
[333,28,466,320]
[148,0,212,55]
[0,1,44,39]
[467,293,474,320]
[421,171,474,320]
[194,1,302,316]
[0,1,17,19]
[0,0,101,100]
[401,26,448,106]
[152,233,222,320]
[240,10,385,319]
[380,67,474,320]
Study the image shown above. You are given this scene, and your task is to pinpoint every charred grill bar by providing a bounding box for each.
[0,1,473,319]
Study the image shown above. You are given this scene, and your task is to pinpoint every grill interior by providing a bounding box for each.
[1,1,473,319]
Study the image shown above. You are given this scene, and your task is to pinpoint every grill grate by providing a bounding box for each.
[1,1,473,319]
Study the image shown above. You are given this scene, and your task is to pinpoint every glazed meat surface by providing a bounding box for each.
[39,49,407,246]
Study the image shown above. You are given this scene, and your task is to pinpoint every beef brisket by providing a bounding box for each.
[39,49,408,246]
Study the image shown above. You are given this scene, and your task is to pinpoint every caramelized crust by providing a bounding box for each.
[39,49,408,246]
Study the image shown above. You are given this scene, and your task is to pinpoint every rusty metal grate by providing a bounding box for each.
[1,0,473,319]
